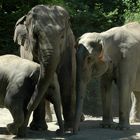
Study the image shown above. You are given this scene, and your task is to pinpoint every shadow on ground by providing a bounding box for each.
[0,118,140,140]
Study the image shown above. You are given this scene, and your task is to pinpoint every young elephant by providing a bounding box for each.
[0,55,63,137]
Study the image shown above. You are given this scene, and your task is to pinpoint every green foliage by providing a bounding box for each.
[0,0,140,56]
[65,1,124,37]
[123,0,140,23]
[1,0,140,55]
[0,0,33,55]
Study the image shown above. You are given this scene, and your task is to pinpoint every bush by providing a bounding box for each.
[123,1,140,23]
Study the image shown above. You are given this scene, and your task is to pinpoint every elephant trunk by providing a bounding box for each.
[74,46,87,134]
[27,47,60,112]
[74,77,86,134]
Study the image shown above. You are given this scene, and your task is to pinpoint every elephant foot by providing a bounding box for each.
[100,121,115,128]
[115,123,130,130]
[73,127,80,135]
[64,126,73,133]
[56,128,64,136]
[30,121,48,131]
[17,127,27,138]
[7,123,18,135]
[64,122,73,132]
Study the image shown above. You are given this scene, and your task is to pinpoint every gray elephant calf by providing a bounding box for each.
[0,54,63,137]
[74,22,140,133]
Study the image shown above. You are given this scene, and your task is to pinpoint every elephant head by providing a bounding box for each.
[14,5,75,115]
[74,32,108,133]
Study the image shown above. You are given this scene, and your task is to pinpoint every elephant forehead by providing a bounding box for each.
[32,5,68,16]
[30,5,67,27]
[79,33,100,54]
[80,32,100,41]
[28,9,67,38]
[78,41,92,54]
[43,24,64,35]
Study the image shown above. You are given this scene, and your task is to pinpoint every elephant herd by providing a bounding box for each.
[0,4,140,137]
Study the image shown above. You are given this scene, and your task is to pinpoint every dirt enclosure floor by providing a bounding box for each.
[0,108,140,140]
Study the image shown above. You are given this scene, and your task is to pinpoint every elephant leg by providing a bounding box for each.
[27,48,60,113]
[17,78,40,137]
[116,53,139,130]
[62,99,73,130]
[100,74,113,128]
[117,67,134,129]
[30,98,48,131]
[58,78,75,131]
[5,100,27,137]
[58,48,76,131]
[117,83,131,129]
[45,100,53,122]
[47,73,64,135]
[4,84,26,136]
[6,103,24,135]
[130,91,140,122]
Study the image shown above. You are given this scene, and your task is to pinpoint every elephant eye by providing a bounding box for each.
[89,41,102,54]
[86,56,93,64]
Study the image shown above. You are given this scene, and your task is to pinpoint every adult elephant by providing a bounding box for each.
[0,55,62,137]
[14,5,76,131]
[74,22,140,133]
[14,18,54,129]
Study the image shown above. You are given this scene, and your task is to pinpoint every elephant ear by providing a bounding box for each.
[92,37,108,77]
[15,15,26,26]
[86,34,104,61]
[97,40,104,62]
[14,16,27,46]
[90,41,102,56]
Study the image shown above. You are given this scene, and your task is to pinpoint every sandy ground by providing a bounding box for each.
[0,108,140,140]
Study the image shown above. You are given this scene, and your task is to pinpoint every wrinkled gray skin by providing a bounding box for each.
[14,20,55,130]
[74,22,140,133]
[0,55,40,136]
[0,55,63,137]
[14,5,76,132]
